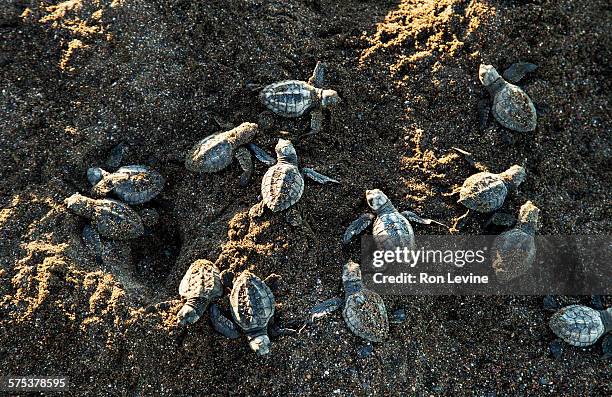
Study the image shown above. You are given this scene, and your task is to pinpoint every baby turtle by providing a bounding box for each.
[343,189,444,250]
[185,122,275,186]
[458,165,526,213]
[249,139,338,226]
[87,165,165,205]
[229,271,276,356]
[176,260,223,326]
[491,201,540,283]
[65,193,144,240]
[342,261,389,342]
[549,305,612,347]
[260,61,340,138]
[479,63,537,132]
[307,261,389,342]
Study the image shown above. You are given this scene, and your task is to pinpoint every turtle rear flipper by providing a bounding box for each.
[302,167,339,184]
[210,303,240,339]
[602,334,612,360]
[235,146,254,187]
[478,98,490,130]
[502,62,538,83]
[343,213,375,244]
[247,143,276,165]
[308,61,326,86]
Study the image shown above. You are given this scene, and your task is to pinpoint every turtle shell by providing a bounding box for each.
[342,289,389,342]
[372,212,415,251]
[491,229,536,283]
[492,83,537,132]
[185,134,234,173]
[230,272,275,333]
[458,172,508,213]
[259,80,316,118]
[549,305,605,347]
[261,163,304,212]
[91,198,144,240]
[179,260,223,300]
[103,166,165,205]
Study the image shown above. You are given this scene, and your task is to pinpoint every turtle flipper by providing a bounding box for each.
[210,303,240,339]
[263,273,283,294]
[249,200,266,218]
[235,146,254,187]
[309,297,344,323]
[299,108,323,141]
[302,167,339,184]
[478,98,490,131]
[246,143,276,166]
[106,142,129,170]
[502,62,538,83]
[308,61,326,86]
[343,213,375,244]
[602,334,612,360]
[82,225,104,265]
[401,210,448,228]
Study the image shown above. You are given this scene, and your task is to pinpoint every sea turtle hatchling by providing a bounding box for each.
[229,271,276,356]
[479,63,537,132]
[491,201,540,283]
[549,305,612,347]
[185,122,275,186]
[307,261,389,342]
[176,260,223,326]
[343,189,445,250]
[87,165,165,205]
[249,139,339,226]
[65,193,144,240]
[259,61,340,138]
[458,165,526,214]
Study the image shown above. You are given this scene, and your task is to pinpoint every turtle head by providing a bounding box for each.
[176,304,201,327]
[321,89,340,108]
[64,193,93,216]
[342,260,363,295]
[479,64,502,87]
[500,165,526,189]
[87,167,108,186]
[275,139,298,164]
[248,334,271,356]
[517,201,539,234]
[365,189,389,211]
[233,122,259,144]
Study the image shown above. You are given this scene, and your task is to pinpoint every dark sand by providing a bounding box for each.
[0,0,610,395]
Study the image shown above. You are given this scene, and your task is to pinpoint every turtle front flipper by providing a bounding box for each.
[343,213,375,244]
[247,143,276,166]
[177,297,207,326]
[401,210,448,228]
[309,297,344,323]
[249,200,266,218]
[502,62,538,83]
[308,61,326,87]
[235,146,254,187]
[210,303,240,339]
[302,167,339,184]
